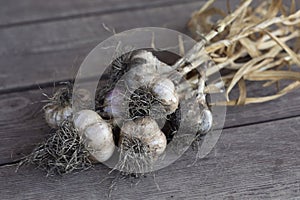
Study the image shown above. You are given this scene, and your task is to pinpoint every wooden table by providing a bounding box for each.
[0,0,299,199]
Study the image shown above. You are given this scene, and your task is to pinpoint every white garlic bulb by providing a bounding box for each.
[119,117,167,158]
[44,105,72,128]
[197,108,213,134]
[73,110,115,162]
[112,50,180,117]
[44,87,93,128]
[151,78,179,114]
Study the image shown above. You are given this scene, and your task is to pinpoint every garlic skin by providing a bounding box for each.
[44,105,72,128]
[103,88,125,118]
[125,51,173,88]
[119,117,167,158]
[151,78,179,114]
[113,50,180,116]
[197,108,213,134]
[73,110,115,162]
[44,87,93,128]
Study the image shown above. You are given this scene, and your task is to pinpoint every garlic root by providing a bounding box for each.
[119,117,167,158]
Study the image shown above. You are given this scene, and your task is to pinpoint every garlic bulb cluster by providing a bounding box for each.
[73,110,115,162]
[119,117,167,158]
[42,50,213,171]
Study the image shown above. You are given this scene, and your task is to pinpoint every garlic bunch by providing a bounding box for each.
[73,110,115,162]
[119,117,167,159]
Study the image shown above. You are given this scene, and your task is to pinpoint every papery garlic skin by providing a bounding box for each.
[125,50,173,88]
[45,105,73,128]
[151,78,179,114]
[103,88,125,118]
[119,117,167,158]
[44,87,93,128]
[109,50,180,118]
[73,110,115,162]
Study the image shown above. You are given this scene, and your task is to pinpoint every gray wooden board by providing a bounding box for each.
[0,1,207,92]
[0,0,199,27]
[0,0,299,199]
[0,116,299,200]
[0,85,299,165]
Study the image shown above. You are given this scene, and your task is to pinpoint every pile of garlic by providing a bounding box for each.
[43,50,213,172]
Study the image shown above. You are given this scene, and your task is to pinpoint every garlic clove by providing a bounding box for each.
[73,110,102,135]
[84,122,115,162]
[103,88,125,118]
[146,129,167,156]
[151,78,179,114]
[197,109,213,134]
[44,105,59,128]
[44,105,73,128]
[73,109,115,162]
[55,106,73,126]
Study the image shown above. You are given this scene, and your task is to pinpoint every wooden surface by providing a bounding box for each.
[0,0,299,199]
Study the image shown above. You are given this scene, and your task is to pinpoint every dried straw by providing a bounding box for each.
[188,0,300,105]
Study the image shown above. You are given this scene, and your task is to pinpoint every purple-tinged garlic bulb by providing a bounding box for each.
[102,88,124,118]
[73,110,115,162]
[119,117,167,158]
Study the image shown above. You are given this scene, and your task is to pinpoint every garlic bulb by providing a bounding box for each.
[197,108,213,134]
[103,88,124,118]
[150,78,179,114]
[44,105,73,128]
[73,110,115,162]
[125,50,173,88]
[110,50,180,118]
[44,87,93,128]
[119,117,167,158]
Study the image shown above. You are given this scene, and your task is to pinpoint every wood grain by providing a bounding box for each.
[0,1,206,92]
[0,1,299,199]
[0,85,299,165]
[0,116,299,199]
[0,0,197,27]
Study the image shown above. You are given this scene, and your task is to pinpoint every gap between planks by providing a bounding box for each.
[0,0,202,29]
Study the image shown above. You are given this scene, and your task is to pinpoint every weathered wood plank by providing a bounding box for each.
[0,88,53,165]
[1,116,299,199]
[0,0,197,27]
[0,1,206,91]
[0,85,299,165]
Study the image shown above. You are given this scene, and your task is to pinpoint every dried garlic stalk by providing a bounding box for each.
[188,0,300,105]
